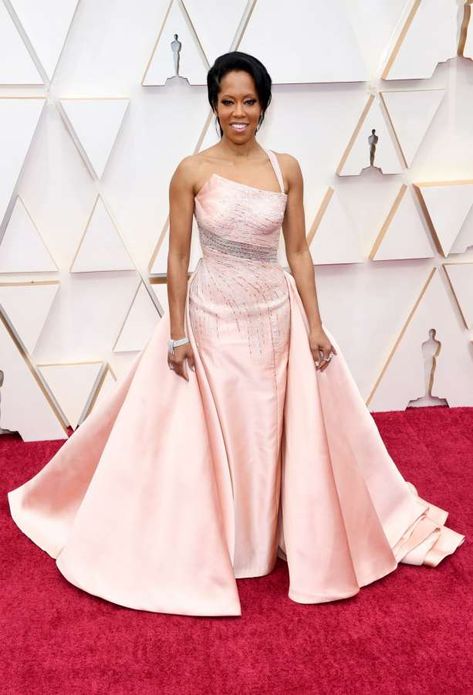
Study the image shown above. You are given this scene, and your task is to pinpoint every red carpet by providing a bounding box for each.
[1,406,471,695]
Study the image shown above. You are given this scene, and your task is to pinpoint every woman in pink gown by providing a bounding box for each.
[7,52,465,617]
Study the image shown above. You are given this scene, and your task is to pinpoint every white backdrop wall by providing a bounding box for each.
[0,0,473,441]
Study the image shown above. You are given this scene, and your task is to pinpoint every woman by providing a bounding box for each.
[7,52,464,617]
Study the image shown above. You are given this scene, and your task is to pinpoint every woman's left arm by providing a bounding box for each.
[280,153,336,371]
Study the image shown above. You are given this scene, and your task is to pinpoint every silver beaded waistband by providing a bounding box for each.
[200,227,278,263]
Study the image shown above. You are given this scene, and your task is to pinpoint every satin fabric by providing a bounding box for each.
[7,146,465,616]
[187,151,291,579]
[7,265,465,616]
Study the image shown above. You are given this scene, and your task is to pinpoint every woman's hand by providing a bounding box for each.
[167,343,196,381]
[309,325,336,371]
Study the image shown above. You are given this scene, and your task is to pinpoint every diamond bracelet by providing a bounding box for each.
[168,336,190,355]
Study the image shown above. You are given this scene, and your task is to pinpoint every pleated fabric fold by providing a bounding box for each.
[7,266,465,616]
[280,271,465,603]
[8,266,241,617]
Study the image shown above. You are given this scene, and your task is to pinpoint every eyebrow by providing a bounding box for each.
[220,94,256,98]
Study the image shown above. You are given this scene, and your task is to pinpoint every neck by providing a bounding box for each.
[219,136,264,159]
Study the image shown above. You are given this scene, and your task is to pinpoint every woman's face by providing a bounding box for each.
[214,70,262,142]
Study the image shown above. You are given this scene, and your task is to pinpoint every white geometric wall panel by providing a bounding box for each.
[89,365,117,415]
[449,202,473,255]
[0,97,44,225]
[198,114,224,151]
[150,280,169,316]
[15,103,98,270]
[150,217,203,275]
[0,1,42,84]
[308,188,363,265]
[142,0,209,86]
[370,185,434,261]
[0,280,59,353]
[113,282,160,353]
[92,92,209,271]
[184,0,249,65]
[329,175,406,258]
[381,89,445,167]
[239,0,367,83]
[337,96,403,176]
[70,196,135,273]
[0,197,57,273]
[38,361,104,429]
[32,274,140,362]
[1,0,473,440]
[313,262,435,401]
[0,312,66,441]
[341,0,414,77]
[382,0,458,80]
[9,0,79,80]
[443,263,473,330]
[369,270,473,411]
[107,351,141,382]
[59,98,129,178]
[414,180,473,257]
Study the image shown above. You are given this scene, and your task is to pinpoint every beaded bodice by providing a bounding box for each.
[188,148,290,357]
[193,149,287,264]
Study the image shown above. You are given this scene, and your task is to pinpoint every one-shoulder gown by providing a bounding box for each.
[7,148,465,616]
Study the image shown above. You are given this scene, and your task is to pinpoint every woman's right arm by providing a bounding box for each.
[166,157,196,379]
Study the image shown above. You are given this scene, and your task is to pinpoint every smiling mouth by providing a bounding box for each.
[231,123,248,131]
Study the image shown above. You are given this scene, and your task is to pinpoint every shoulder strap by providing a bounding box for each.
[266,149,285,194]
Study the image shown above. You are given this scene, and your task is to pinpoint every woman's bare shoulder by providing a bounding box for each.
[174,146,221,172]
[172,153,199,178]
[272,151,301,172]
[272,151,303,190]
[171,148,218,191]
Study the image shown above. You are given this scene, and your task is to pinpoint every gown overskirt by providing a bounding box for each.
[7,148,465,617]
[7,268,465,616]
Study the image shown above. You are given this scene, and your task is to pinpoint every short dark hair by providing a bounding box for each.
[207,51,272,137]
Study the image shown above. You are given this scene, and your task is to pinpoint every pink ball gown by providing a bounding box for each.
[7,147,465,617]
